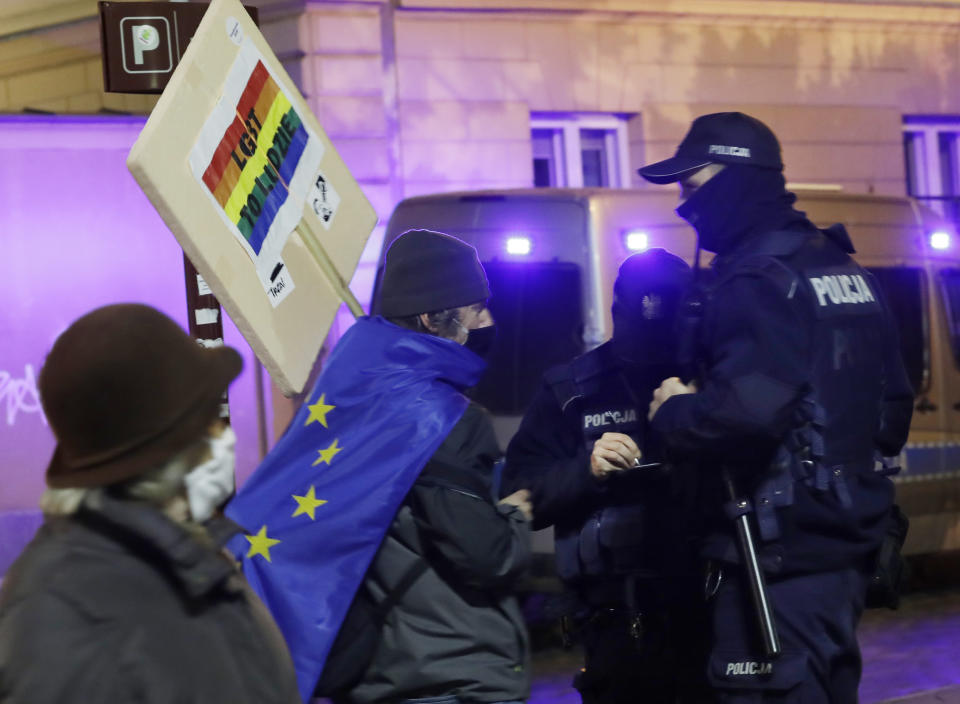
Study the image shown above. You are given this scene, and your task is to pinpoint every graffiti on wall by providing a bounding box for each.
[0,365,46,427]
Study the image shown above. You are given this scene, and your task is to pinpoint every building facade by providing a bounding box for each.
[5,0,960,304]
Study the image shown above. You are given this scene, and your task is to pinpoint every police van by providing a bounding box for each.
[375,187,960,559]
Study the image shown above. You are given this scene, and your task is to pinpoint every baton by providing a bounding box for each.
[722,467,781,658]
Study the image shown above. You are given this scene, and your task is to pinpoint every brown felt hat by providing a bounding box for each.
[40,304,243,489]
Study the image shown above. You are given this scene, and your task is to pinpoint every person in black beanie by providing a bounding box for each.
[334,229,534,704]
[375,228,500,358]
[642,112,914,703]
[501,248,710,704]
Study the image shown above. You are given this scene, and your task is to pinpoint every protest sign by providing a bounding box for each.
[128,0,377,395]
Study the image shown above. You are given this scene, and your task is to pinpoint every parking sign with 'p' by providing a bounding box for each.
[100,2,261,93]
[119,16,172,74]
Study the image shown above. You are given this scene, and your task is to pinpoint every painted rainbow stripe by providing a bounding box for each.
[200,61,308,255]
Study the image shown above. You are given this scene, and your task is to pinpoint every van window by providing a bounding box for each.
[865,267,926,394]
[472,261,584,415]
[938,269,960,370]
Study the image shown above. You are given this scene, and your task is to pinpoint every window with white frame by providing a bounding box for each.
[531,114,631,188]
[903,117,960,222]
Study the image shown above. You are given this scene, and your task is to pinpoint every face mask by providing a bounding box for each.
[460,324,497,359]
[675,166,746,254]
[611,297,680,366]
[611,319,677,366]
[184,426,236,523]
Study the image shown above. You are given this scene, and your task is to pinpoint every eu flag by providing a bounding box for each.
[226,316,485,702]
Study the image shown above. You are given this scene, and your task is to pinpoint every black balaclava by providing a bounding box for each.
[611,249,692,367]
[675,164,809,256]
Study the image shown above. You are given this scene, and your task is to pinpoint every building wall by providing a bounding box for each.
[286,0,960,301]
[4,1,960,413]
[5,1,960,302]
[385,6,960,200]
[0,1,310,114]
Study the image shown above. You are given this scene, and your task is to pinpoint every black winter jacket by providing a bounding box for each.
[501,343,701,602]
[343,403,532,704]
[0,494,300,704]
[652,226,914,574]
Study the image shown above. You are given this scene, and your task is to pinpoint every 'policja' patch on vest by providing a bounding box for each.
[725,661,774,676]
[808,273,874,307]
[805,268,882,318]
[583,408,639,429]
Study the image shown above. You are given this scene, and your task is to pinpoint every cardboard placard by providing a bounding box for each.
[127,0,377,396]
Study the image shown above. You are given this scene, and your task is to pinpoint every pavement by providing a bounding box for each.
[524,587,960,704]
[883,688,960,703]
[860,589,960,703]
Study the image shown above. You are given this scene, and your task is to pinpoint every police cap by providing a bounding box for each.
[638,112,783,184]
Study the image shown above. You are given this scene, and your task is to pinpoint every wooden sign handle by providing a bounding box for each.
[295,221,365,319]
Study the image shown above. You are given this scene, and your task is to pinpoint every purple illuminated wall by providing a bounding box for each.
[0,115,269,511]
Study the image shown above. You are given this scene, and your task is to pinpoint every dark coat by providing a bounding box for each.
[652,225,914,574]
[501,342,701,607]
[344,403,532,704]
[0,494,300,704]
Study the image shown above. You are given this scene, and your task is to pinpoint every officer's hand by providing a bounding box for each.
[499,489,533,521]
[648,377,698,420]
[590,432,642,480]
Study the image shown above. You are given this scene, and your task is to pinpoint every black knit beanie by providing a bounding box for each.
[377,229,490,317]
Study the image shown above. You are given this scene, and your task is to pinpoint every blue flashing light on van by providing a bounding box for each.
[505,236,532,255]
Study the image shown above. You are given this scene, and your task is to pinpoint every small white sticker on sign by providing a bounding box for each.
[197,274,212,296]
[262,259,295,308]
[226,17,243,45]
[309,169,341,230]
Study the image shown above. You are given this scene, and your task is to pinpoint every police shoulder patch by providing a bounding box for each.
[804,266,882,318]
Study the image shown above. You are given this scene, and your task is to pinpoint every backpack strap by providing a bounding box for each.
[372,556,430,620]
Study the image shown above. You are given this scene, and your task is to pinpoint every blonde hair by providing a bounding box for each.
[39,486,91,516]
[40,436,208,521]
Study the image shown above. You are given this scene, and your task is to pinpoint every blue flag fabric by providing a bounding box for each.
[226,316,486,702]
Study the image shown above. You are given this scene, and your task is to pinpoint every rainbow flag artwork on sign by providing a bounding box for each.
[189,38,326,307]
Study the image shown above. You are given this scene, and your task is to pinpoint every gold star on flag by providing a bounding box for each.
[291,486,328,520]
[305,393,335,428]
[313,438,342,466]
[245,525,281,562]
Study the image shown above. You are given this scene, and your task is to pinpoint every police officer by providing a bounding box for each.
[501,249,709,704]
[640,112,914,703]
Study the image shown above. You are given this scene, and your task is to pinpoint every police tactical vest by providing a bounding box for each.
[699,226,896,574]
[546,343,684,584]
